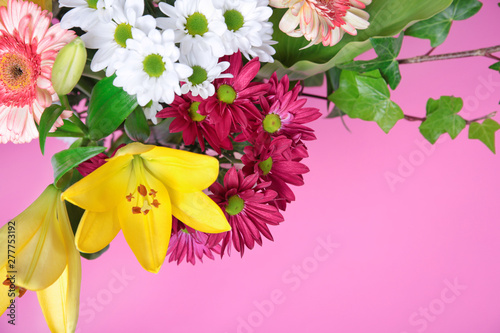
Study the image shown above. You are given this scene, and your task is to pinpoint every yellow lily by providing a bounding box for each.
[62,142,230,273]
[0,185,81,332]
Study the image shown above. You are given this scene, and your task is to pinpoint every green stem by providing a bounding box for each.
[398,45,500,64]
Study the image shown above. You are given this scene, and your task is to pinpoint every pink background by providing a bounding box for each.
[1,2,500,332]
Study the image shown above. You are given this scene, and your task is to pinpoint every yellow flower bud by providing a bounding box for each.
[51,37,87,95]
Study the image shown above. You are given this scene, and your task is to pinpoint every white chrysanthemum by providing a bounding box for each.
[179,53,232,99]
[81,0,156,76]
[113,29,193,106]
[143,100,162,124]
[157,0,227,58]
[59,0,115,31]
[213,0,276,63]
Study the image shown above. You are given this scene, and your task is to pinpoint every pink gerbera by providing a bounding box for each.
[207,167,284,257]
[167,218,222,265]
[0,0,75,144]
[157,94,232,154]
[270,0,371,48]
[242,136,309,210]
[198,51,268,141]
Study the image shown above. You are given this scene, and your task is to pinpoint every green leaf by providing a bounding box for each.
[46,118,85,138]
[86,74,138,141]
[51,146,106,183]
[419,96,466,143]
[489,61,500,72]
[260,0,452,81]
[339,34,404,89]
[80,244,110,260]
[124,106,151,143]
[302,73,324,87]
[468,119,500,153]
[328,70,404,133]
[405,0,482,47]
[38,104,66,155]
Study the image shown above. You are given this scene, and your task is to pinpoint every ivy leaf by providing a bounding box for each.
[328,70,404,133]
[38,104,66,155]
[405,0,482,47]
[338,34,404,89]
[419,96,466,143]
[51,146,106,184]
[86,74,138,141]
[489,61,500,72]
[468,119,500,153]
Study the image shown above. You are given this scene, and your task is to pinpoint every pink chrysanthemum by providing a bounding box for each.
[0,0,75,144]
[240,73,321,144]
[198,52,268,141]
[207,167,284,257]
[270,0,371,48]
[242,136,309,210]
[167,218,221,265]
[157,94,232,154]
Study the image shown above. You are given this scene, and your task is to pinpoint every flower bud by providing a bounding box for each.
[51,37,87,95]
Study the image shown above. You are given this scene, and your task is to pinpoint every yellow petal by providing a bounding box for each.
[141,146,219,192]
[114,142,155,156]
[62,155,134,212]
[117,161,172,273]
[0,185,67,291]
[75,209,120,254]
[168,189,230,233]
[37,199,81,333]
[0,266,17,317]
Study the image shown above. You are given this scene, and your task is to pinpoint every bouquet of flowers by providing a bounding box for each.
[0,0,497,331]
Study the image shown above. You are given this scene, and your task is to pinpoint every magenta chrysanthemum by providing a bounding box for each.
[207,167,284,257]
[242,136,309,210]
[157,94,232,154]
[167,218,221,265]
[0,0,75,144]
[198,52,268,141]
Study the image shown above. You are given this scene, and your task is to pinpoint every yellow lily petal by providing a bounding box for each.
[117,159,172,273]
[0,266,16,317]
[168,189,230,233]
[37,198,81,333]
[141,146,219,192]
[62,155,134,212]
[75,209,120,254]
[0,186,67,291]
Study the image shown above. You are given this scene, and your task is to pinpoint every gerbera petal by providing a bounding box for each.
[279,9,300,34]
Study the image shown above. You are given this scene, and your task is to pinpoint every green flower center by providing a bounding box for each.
[262,114,282,133]
[87,0,98,9]
[188,66,208,85]
[225,195,244,216]
[188,102,206,122]
[258,157,273,175]
[224,10,244,31]
[185,12,209,36]
[181,228,189,234]
[143,54,165,78]
[114,23,133,48]
[217,84,236,104]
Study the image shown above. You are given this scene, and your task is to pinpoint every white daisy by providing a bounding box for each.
[113,29,193,106]
[179,53,232,99]
[213,0,276,63]
[157,0,227,58]
[81,0,156,76]
[59,0,115,31]
[143,100,163,124]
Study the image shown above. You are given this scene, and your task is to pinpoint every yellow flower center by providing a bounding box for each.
[0,53,32,91]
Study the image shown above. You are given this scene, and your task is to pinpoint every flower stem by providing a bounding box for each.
[404,111,497,125]
[398,45,500,64]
